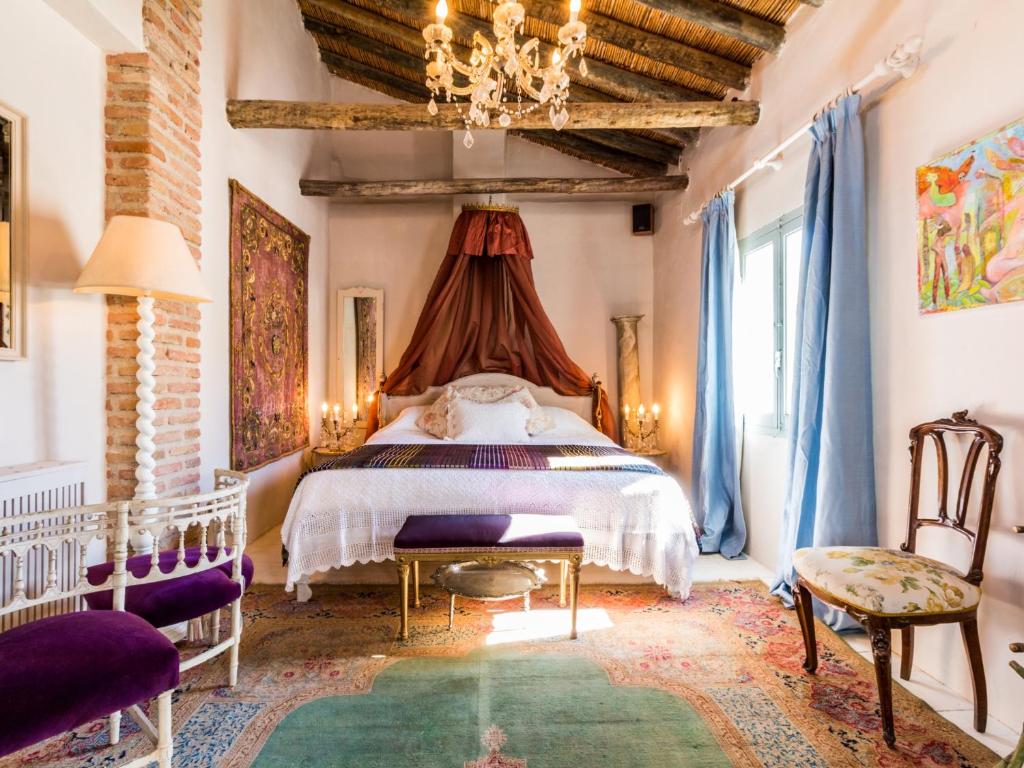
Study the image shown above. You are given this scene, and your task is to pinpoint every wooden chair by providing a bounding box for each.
[793,411,1002,748]
[0,502,178,765]
[82,470,251,743]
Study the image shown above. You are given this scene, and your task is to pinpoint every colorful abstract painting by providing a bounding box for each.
[917,116,1024,313]
[229,180,309,471]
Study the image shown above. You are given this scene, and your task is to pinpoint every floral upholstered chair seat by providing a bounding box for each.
[793,546,980,617]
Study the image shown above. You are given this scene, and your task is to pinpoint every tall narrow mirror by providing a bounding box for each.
[0,103,24,360]
[337,287,384,422]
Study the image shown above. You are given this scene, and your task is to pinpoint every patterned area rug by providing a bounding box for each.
[1,582,998,768]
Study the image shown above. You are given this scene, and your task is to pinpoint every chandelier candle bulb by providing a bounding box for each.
[652,404,660,422]
[422,0,587,139]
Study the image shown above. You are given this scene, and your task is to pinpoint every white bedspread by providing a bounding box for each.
[281,407,700,598]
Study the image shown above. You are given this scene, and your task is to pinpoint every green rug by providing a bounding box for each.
[252,648,730,767]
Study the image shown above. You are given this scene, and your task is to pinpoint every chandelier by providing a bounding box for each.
[423,1,588,148]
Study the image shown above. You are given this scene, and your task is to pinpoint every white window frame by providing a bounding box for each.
[738,208,803,435]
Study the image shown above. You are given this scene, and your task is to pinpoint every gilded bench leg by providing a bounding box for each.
[413,560,421,608]
[397,560,410,641]
[569,555,582,640]
[449,593,456,630]
[560,560,568,608]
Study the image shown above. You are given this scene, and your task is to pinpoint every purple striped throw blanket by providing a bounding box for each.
[300,443,664,485]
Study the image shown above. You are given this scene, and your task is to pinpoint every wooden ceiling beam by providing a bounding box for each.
[509,129,666,176]
[628,0,785,53]
[314,56,671,177]
[300,175,689,198]
[571,130,681,165]
[226,99,759,131]
[523,0,750,90]
[302,1,700,146]
[310,0,710,102]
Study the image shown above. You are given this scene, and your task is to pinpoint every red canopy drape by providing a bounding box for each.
[365,207,616,440]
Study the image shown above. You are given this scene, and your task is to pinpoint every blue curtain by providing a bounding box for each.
[692,191,746,558]
[771,94,877,628]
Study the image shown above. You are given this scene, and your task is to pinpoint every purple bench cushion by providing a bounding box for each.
[83,547,254,629]
[394,514,584,551]
[0,611,179,758]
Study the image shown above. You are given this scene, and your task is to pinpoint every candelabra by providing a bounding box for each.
[621,404,661,453]
[320,404,360,453]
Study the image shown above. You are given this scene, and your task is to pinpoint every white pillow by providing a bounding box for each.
[450,398,531,443]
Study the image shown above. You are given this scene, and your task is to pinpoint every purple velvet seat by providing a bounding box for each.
[394,514,584,551]
[83,547,255,629]
[0,611,179,758]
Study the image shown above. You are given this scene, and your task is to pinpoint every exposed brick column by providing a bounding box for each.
[104,0,203,500]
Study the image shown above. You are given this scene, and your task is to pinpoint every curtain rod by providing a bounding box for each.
[683,35,924,226]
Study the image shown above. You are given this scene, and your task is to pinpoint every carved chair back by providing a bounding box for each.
[0,501,123,620]
[116,470,249,604]
[902,411,1002,586]
[0,470,248,622]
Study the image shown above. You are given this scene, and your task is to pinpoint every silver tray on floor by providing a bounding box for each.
[432,561,546,601]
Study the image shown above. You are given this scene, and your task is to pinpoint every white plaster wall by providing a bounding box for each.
[653,0,1024,728]
[327,196,655,417]
[199,0,334,538]
[0,0,107,502]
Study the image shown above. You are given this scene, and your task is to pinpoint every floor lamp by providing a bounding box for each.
[76,216,210,549]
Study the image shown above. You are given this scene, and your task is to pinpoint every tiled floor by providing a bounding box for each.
[249,526,1020,757]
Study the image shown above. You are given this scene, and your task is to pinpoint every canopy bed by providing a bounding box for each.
[282,206,699,602]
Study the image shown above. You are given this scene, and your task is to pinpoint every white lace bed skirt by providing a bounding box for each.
[281,468,700,599]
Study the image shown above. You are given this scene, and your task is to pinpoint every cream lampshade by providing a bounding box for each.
[75,215,210,302]
[75,215,211,519]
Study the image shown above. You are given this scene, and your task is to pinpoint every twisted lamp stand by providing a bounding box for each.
[132,296,157,554]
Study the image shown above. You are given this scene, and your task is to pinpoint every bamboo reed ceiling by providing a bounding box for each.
[296,0,806,176]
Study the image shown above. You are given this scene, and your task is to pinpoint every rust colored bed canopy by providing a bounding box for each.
[365,204,616,440]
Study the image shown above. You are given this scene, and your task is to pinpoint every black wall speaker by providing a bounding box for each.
[632,203,654,236]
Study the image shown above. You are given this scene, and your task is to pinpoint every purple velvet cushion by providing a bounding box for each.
[83,547,254,629]
[394,514,584,550]
[0,611,179,758]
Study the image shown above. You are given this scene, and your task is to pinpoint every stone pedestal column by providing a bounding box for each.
[611,315,643,430]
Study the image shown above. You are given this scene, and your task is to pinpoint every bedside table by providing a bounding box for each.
[626,448,669,470]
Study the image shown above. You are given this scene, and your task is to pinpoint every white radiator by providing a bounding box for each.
[0,461,88,631]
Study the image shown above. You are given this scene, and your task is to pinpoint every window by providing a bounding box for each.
[735,209,803,434]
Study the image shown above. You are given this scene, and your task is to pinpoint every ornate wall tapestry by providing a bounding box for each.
[230,179,310,471]
[917,115,1024,313]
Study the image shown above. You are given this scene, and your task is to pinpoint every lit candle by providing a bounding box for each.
[352,402,359,423]
[333,404,340,424]
[624,404,631,422]
[321,402,328,415]
[366,393,375,405]
[552,49,561,66]
[652,403,660,421]
[435,0,448,23]
[569,0,581,22]
[638,403,646,422]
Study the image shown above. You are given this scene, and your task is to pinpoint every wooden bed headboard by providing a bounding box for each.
[378,372,604,428]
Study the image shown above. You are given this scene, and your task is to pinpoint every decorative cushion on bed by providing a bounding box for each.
[415,384,554,438]
[793,546,980,617]
[0,610,179,758]
[394,513,584,551]
[450,397,531,443]
[84,546,255,628]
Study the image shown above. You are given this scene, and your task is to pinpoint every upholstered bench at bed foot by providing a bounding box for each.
[393,514,585,641]
[83,546,255,629]
[0,611,180,758]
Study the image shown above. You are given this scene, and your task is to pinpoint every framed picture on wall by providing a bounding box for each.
[917,115,1024,314]
[229,179,310,471]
